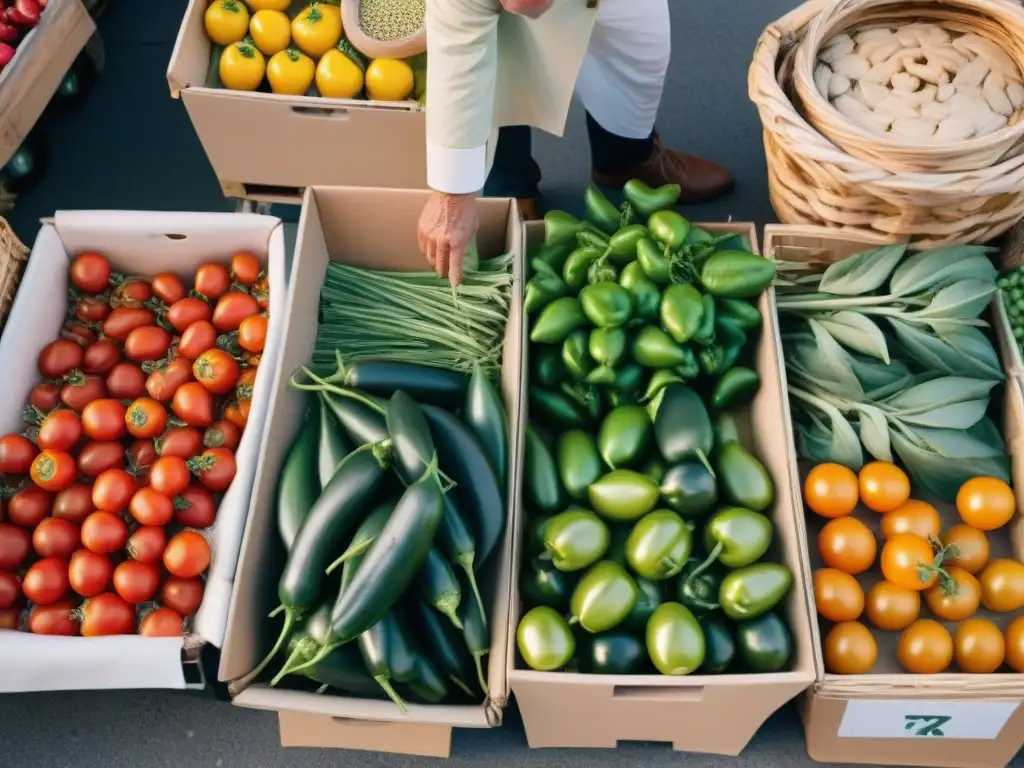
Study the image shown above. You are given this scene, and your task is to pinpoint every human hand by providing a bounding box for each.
[500,0,554,19]
[417,191,479,286]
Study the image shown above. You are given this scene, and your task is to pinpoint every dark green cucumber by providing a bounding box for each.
[524,426,564,514]
[317,393,352,487]
[284,606,381,697]
[358,612,417,710]
[325,497,398,575]
[387,390,437,483]
[343,361,469,409]
[422,405,505,573]
[412,599,476,697]
[457,581,490,694]
[436,494,485,627]
[405,651,448,703]
[243,444,388,688]
[276,407,320,549]
[420,548,464,629]
[321,391,388,446]
[462,363,508,486]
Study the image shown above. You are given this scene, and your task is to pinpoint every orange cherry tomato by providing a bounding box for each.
[924,566,980,621]
[864,580,920,631]
[1004,615,1024,672]
[238,314,267,353]
[941,524,990,575]
[956,476,1016,531]
[814,568,864,622]
[129,487,174,526]
[804,463,859,519]
[212,291,259,332]
[897,619,953,674]
[192,349,240,395]
[30,450,77,492]
[230,251,261,285]
[194,263,232,300]
[125,397,168,439]
[225,401,248,429]
[858,462,910,514]
[823,621,877,675]
[880,500,941,540]
[235,367,257,400]
[881,533,939,591]
[955,618,1005,674]
[818,516,877,575]
[978,559,1024,613]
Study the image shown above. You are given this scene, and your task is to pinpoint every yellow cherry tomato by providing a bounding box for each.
[864,580,920,631]
[859,461,910,514]
[804,463,859,519]
[205,0,251,46]
[218,39,266,91]
[267,48,316,95]
[897,619,952,674]
[978,558,1024,613]
[956,476,1016,531]
[955,618,1005,674]
[824,621,878,675]
[316,42,365,99]
[292,3,343,59]
[245,0,291,10]
[249,10,291,56]
[924,566,980,622]
[941,524,990,575]
[365,58,415,102]
[1004,615,1024,672]
[881,499,941,540]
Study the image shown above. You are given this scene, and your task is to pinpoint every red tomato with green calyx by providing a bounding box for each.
[29,599,81,636]
[189,448,237,492]
[81,592,135,637]
[30,450,76,492]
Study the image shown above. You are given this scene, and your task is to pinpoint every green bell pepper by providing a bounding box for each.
[588,469,660,522]
[642,369,683,402]
[735,612,792,672]
[530,240,576,277]
[660,284,704,344]
[582,632,648,674]
[700,251,776,299]
[563,246,606,290]
[532,346,567,389]
[597,405,652,469]
[524,427,564,514]
[521,555,576,608]
[675,557,723,615]
[589,327,627,369]
[700,617,736,674]
[625,509,693,581]
[557,431,602,501]
[719,563,793,621]
[618,261,661,322]
[700,506,774,568]
[584,184,622,235]
[677,347,700,381]
[570,560,638,633]
[526,517,551,555]
[646,602,705,675]
[659,462,718,520]
[606,224,647,264]
[517,606,576,671]
[624,180,681,218]
[612,363,646,396]
[542,507,609,572]
[692,294,717,346]
[716,296,762,330]
[647,210,691,250]
[699,346,726,376]
[577,228,611,250]
[562,330,596,382]
[716,441,774,513]
[561,381,605,423]
[531,297,587,344]
[529,387,587,429]
[624,576,663,631]
[580,282,634,328]
[631,325,690,369]
[524,273,569,316]
[544,210,588,248]
[637,236,671,285]
[711,367,760,411]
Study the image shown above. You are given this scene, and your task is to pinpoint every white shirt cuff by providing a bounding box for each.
[427,141,487,195]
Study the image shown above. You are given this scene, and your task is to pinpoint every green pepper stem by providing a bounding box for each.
[290,366,386,415]
[325,537,376,575]
[450,675,475,698]
[375,676,409,712]
[315,684,329,694]
[696,450,715,479]
[439,600,465,630]
[272,640,340,684]
[684,541,724,591]
[473,651,489,694]
[458,557,487,631]
[231,607,296,693]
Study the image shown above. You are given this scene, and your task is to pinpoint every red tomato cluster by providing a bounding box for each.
[0,250,269,638]
[0,0,45,74]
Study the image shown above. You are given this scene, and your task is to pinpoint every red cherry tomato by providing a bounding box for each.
[166,298,212,333]
[161,576,204,617]
[174,484,217,529]
[81,399,127,441]
[30,450,77,492]
[52,483,93,524]
[140,607,184,637]
[189,447,237,492]
[81,592,135,636]
[60,374,108,412]
[164,531,211,578]
[178,320,218,360]
[151,273,186,305]
[127,525,167,564]
[126,439,157,475]
[22,557,70,605]
[102,306,155,342]
[0,433,39,474]
[70,252,111,294]
[68,549,112,597]
[7,486,53,528]
[29,382,62,412]
[78,441,126,477]
[81,511,129,554]
[29,599,81,636]
[172,382,214,427]
[0,524,30,569]
[157,427,203,459]
[37,339,83,378]
[150,456,191,496]
[106,362,147,400]
[212,291,260,332]
[112,560,161,604]
[128,487,174,526]
[231,251,261,286]
[204,420,242,451]
[145,357,193,402]
[195,263,231,300]
[124,325,172,363]
[32,518,80,559]
[91,469,137,513]
[125,397,167,439]
[37,410,82,452]
[0,571,21,609]
[82,340,121,375]
[112,279,152,307]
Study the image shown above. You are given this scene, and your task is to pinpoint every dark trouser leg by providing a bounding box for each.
[483,126,542,198]
[586,111,654,177]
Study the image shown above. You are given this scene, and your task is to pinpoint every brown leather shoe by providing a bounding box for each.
[592,133,734,203]
[517,196,542,221]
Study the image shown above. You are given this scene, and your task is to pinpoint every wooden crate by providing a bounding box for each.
[0,217,29,335]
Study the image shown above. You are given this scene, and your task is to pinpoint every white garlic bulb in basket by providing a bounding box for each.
[813,22,1024,142]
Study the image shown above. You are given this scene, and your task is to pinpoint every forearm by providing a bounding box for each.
[426,0,499,194]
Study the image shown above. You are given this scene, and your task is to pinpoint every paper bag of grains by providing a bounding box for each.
[343,0,426,60]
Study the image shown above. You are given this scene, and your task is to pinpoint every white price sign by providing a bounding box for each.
[838,700,1017,740]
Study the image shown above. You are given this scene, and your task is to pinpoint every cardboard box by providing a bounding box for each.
[0,0,96,167]
[0,210,287,691]
[221,187,524,756]
[166,0,427,203]
[764,224,1024,768]
[509,221,816,754]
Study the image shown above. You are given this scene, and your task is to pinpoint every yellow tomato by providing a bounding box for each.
[316,43,365,99]
[292,3,343,59]
[267,48,316,96]
[205,0,251,46]
[218,39,266,91]
[365,58,414,101]
[956,476,1016,531]
[249,10,291,56]
[244,0,290,10]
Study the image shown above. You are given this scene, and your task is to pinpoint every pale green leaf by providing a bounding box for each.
[887,319,962,374]
[891,428,1009,501]
[911,279,996,320]
[889,246,997,297]
[816,311,890,363]
[829,410,865,470]
[818,244,907,296]
[807,318,865,400]
[912,422,1004,459]
[849,353,910,393]
[933,326,1004,381]
[882,377,998,413]
[967,417,1006,452]
[857,405,892,462]
[894,399,989,429]
[796,423,834,465]
[866,373,931,402]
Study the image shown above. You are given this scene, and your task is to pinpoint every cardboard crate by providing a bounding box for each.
[166,0,426,204]
[509,221,816,754]
[764,224,1024,768]
[0,0,96,168]
[0,210,287,691]
[221,187,524,756]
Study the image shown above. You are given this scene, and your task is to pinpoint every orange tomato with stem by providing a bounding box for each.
[804,463,859,519]
[30,450,77,492]
[125,397,168,439]
[193,349,240,394]
[230,251,261,285]
[941,524,990,575]
[924,566,980,621]
[238,314,267,353]
[881,533,952,592]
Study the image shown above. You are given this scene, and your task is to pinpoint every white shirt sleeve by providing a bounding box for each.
[427,142,488,195]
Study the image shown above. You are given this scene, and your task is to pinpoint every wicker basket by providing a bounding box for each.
[0,217,29,334]
[750,0,1024,246]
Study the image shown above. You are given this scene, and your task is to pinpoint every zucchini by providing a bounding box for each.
[412,599,476,697]
[285,605,381,697]
[462,363,508,486]
[317,393,352,487]
[458,580,490,694]
[321,391,388,446]
[358,611,417,711]
[324,497,398,575]
[524,427,564,514]
[387,390,436,483]
[405,651,448,704]
[423,404,505,574]
[419,548,463,629]
[343,361,469,409]
[275,407,320,549]
[242,444,388,688]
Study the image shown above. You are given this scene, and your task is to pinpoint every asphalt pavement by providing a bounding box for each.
[4,1,1022,767]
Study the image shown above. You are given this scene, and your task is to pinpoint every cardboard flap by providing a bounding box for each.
[166,0,210,97]
[277,712,452,756]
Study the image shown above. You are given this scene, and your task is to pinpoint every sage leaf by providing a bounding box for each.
[818,244,906,296]
[967,417,1006,453]
[882,377,998,413]
[857,405,892,462]
[887,318,962,374]
[850,353,910,393]
[933,326,1004,381]
[865,372,929,402]
[891,428,1008,501]
[807,318,865,400]
[889,246,997,297]
[912,423,1004,459]
[911,280,997,321]
[830,411,865,470]
[894,399,989,429]
[816,311,890,363]
[797,423,835,465]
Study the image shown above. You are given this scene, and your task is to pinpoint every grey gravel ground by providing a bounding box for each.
[3,1,1022,766]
